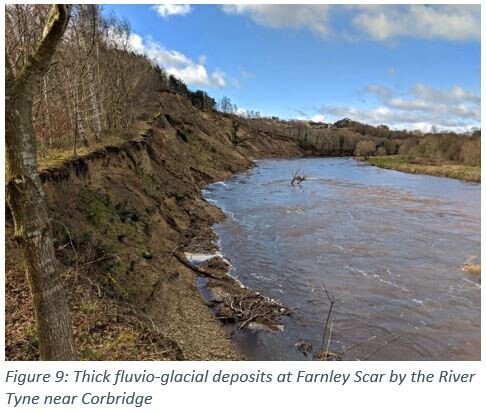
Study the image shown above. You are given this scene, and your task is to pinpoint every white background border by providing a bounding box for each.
[1,1,484,413]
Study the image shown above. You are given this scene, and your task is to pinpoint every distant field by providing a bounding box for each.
[363,155,480,182]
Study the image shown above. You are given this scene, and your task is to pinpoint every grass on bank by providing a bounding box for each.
[363,155,480,182]
[36,119,154,172]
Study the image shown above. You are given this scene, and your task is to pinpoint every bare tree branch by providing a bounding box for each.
[17,5,72,87]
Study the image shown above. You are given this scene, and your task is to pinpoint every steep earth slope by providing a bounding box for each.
[6,91,305,360]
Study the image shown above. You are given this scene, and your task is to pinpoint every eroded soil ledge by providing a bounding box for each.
[6,91,307,360]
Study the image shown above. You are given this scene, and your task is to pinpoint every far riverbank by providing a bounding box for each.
[362,155,480,182]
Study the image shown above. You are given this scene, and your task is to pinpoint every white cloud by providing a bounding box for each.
[235,107,248,117]
[222,4,332,37]
[412,83,480,104]
[220,4,480,42]
[151,4,192,18]
[311,114,325,123]
[211,69,227,88]
[128,33,227,88]
[240,68,255,79]
[364,84,392,99]
[315,82,480,132]
[352,5,480,42]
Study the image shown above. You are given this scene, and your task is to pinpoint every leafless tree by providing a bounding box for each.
[354,140,376,159]
[5,5,77,360]
[291,169,307,185]
[6,5,166,157]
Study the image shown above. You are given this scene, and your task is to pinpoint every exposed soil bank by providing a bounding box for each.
[363,155,480,182]
[5,91,306,360]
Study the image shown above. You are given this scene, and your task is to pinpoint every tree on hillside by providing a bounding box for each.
[168,74,189,95]
[461,135,481,166]
[5,5,77,360]
[354,140,376,159]
[190,90,216,111]
[219,96,234,113]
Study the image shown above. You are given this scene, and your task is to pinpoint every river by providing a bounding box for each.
[203,157,480,360]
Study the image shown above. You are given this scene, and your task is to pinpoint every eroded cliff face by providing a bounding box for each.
[6,91,304,360]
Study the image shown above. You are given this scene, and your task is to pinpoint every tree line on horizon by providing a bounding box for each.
[6,4,480,166]
[190,91,480,167]
[236,115,480,166]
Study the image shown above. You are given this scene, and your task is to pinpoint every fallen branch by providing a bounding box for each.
[336,335,377,357]
[291,168,307,185]
[81,276,102,298]
[51,219,79,279]
[172,250,222,280]
[172,247,293,333]
[362,335,401,361]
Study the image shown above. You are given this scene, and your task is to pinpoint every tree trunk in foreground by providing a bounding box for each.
[5,5,77,360]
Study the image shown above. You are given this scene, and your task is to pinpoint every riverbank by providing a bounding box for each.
[362,155,480,182]
[5,91,305,361]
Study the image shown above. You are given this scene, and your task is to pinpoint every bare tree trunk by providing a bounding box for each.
[87,72,103,140]
[74,97,89,147]
[39,75,51,155]
[5,5,77,360]
[42,76,51,148]
[62,67,77,154]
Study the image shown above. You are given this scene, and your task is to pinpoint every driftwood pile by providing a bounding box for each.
[208,283,292,334]
[173,251,292,334]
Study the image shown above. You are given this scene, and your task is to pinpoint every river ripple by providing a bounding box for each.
[203,157,480,360]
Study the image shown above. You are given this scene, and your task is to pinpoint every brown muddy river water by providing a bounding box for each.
[203,158,480,360]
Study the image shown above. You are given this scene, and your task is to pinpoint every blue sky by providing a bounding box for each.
[104,4,480,132]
